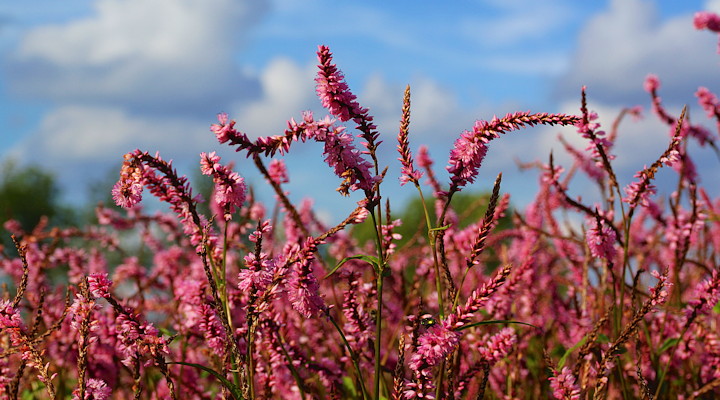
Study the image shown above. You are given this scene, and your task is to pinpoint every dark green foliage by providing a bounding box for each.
[352,191,513,251]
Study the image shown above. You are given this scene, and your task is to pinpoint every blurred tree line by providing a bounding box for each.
[0,159,510,262]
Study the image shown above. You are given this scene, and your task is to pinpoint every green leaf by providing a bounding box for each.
[558,336,588,369]
[324,254,380,279]
[658,337,680,354]
[456,320,538,331]
[597,333,610,343]
[429,224,452,232]
[168,362,243,400]
[341,376,357,398]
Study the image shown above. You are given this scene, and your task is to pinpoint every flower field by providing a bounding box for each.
[2,11,720,400]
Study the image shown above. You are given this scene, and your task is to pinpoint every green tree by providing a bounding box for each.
[352,191,513,252]
[0,159,77,245]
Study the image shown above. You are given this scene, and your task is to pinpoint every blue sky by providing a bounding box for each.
[1,0,719,221]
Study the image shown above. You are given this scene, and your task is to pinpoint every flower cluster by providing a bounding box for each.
[3,28,720,399]
[200,151,246,220]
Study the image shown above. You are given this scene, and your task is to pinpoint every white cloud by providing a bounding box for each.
[460,1,573,47]
[230,57,317,138]
[7,0,269,116]
[8,105,215,166]
[556,0,720,104]
[706,0,720,13]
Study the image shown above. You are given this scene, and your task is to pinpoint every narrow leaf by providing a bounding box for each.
[324,254,380,279]
[456,320,538,331]
[558,336,588,369]
[168,361,243,400]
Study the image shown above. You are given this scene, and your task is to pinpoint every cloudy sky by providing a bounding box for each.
[1,0,719,221]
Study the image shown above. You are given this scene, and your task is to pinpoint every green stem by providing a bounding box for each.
[415,182,445,318]
[369,211,386,400]
[328,314,369,399]
[275,330,307,399]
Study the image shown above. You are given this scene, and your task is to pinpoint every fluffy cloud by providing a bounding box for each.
[229,57,317,138]
[555,0,720,105]
[6,0,268,117]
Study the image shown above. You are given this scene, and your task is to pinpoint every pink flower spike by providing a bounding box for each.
[549,367,581,400]
[315,45,365,123]
[112,152,145,209]
[408,319,460,372]
[72,378,111,400]
[87,273,113,299]
[200,152,247,220]
[0,300,23,329]
[694,11,720,32]
[644,74,660,93]
[585,216,617,260]
[268,159,290,185]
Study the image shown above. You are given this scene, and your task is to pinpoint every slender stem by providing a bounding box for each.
[275,329,307,399]
[328,313,369,399]
[370,210,386,400]
[414,182,445,318]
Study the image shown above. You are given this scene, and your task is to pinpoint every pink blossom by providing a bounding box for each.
[685,271,720,319]
[447,112,580,191]
[112,152,145,209]
[696,87,720,118]
[111,179,143,209]
[644,74,660,93]
[416,145,433,169]
[649,269,672,307]
[68,293,98,332]
[268,159,289,185]
[72,378,111,400]
[238,252,274,292]
[549,367,581,400]
[623,169,657,208]
[200,152,247,220]
[210,112,241,144]
[585,217,617,260]
[321,126,377,195]
[694,11,720,32]
[315,45,365,123]
[0,300,23,329]
[87,273,113,299]
[478,327,516,364]
[408,320,460,371]
[287,239,327,318]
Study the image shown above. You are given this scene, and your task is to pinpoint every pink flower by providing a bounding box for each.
[200,152,247,220]
[321,126,377,195]
[112,152,145,209]
[408,320,460,372]
[68,293,98,332]
[210,112,239,144]
[644,74,660,93]
[685,271,720,319]
[111,179,143,209]
[72,378,111,400]
[478,327,516,364]
[447,112,580,191]
[697,87,719,116]
[87,273,113,299]
[549,367,581,400]
[0,300,23,329]
[623,169,657,208]
[694,11,720,32]
[268,159,289,185]
[287,239,327,318]
[649,269,672,307]
[238,252,275,292]
[585,217,617,260]
[315,45,365,123]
